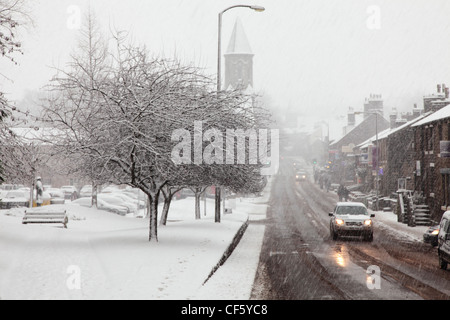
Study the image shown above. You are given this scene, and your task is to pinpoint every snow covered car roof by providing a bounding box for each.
[336,202,367,207]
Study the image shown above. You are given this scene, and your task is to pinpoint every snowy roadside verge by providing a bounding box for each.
[193,179,271,300]
[369,209,430,244]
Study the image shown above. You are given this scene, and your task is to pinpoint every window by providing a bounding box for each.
[442,174,450,208]
[429,126,434,151]
[336,205,368,216]
[420,127,425,151]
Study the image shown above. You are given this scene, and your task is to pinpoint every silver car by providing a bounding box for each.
[329,202,375,242]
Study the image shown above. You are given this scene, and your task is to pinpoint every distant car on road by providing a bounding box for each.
[295,171,307,181]
[423,225,440,247]
[329,202,375,242]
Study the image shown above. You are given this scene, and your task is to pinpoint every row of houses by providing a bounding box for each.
[328,85,450,223]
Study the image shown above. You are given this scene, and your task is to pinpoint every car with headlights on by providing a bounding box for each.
[423,225,440,247]
[295,170,307,181]
[329,202,375,241]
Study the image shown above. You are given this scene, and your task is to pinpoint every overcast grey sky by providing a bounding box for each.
[1,0,450,138]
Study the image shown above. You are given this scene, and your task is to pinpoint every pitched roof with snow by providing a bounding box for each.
[412,104,450,127]
[357,112,431,148]
[329,113,389,148]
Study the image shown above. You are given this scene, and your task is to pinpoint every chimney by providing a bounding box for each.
[438,84,441,93]
[347,107,355,126]
[445,87,449,99]
[412,104,421,118]
[390,108,397,128]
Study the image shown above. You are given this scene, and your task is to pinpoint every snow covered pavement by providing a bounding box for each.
[370,209,431,244]
[0,186,269,300]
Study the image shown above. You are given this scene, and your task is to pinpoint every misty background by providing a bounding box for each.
[1,0,449,140]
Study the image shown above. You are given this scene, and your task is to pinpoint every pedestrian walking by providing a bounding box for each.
[343,186,350,202]
[36,176,43,207]
[337,184,344,201]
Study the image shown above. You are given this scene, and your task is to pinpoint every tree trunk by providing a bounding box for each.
[29,180,35,209]
[160,193,173,226]
[203,191,207,217]
[195,188,201,220]
[148,193,159,241]
[215,186,221,223]
[91,183,98,208]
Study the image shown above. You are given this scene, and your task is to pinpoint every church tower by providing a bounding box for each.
[224,18,254,91]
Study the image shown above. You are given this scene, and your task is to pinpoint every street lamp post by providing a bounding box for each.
[215,4,265,223]
[355,111,380,211]
[319,120,330,164]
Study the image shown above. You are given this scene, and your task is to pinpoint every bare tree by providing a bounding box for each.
[0,0,31,65]
[44,10,271,241]
[0,0,33,184]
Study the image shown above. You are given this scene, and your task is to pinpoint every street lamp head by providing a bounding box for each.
[250,5,265,12]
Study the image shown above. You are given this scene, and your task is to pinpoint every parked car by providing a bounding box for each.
[98,194,134,214]
[329,202,375,242]
[112,192,145,209]
[101,185,121,194]
[71,197,129,216]
[79,185,93,198]
[295,171,307,181]
[61,186,79,200]
[438,211,450,270]
[45,188,65,205]
[423,225,440,247]
[122,188,147,202]
[0,190,30,209]
[0,189,51,208]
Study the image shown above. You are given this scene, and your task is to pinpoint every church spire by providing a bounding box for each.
[224,18,254,90]
[226,17,253,54]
